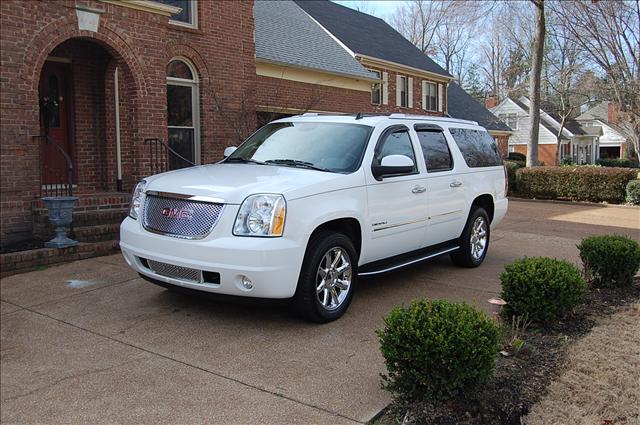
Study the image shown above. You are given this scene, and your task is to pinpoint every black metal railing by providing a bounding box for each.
[35,134,74,197]
[143,138,196,175]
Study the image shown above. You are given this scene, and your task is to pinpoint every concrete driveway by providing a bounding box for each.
[2,199,638,424]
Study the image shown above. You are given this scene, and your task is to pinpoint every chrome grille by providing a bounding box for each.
[142,194,223,239]
[147,259,202,283]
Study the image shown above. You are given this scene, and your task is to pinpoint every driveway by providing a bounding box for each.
[2,199,639,424]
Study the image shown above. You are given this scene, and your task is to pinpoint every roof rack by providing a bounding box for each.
[388,113,478,125]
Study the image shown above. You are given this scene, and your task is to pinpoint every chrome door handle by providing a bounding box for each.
[450,180,463,188]
[412,186,426,194]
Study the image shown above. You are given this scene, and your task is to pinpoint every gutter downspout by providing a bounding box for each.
[114,67,122,191]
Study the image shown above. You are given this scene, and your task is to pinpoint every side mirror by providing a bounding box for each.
[223,146,237,158]
[372,154,415,180]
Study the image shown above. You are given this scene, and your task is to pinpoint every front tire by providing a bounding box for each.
[450,207,490,268]
[293,231,357,323]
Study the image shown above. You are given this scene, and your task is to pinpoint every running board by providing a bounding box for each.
[358,241,459,277]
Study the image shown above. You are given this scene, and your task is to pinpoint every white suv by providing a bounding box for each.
[120,114,508,322]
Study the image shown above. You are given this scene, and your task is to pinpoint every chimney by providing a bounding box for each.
[608,102,619,124]
[485,95,498,109]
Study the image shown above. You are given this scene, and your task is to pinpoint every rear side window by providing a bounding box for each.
[416,130,453,172]
[448,128,502,168]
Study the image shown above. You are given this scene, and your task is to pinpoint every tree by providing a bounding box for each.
[527,0,546,167]
[551,0,640,160]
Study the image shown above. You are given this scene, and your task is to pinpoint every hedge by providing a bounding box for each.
[516,166,638,203]
[596,158,638,168]
[626,180,640,205]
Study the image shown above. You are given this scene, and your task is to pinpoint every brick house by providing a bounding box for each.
[0,0,256,249]
[0,0,509,263]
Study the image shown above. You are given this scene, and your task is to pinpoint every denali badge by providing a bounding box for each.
[161,207,194,220]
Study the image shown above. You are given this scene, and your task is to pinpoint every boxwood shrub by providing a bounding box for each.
[500,257,586,322]
[626,180,640,205]
[516,166,638,203]
[504,160,525,194]
[578,235,640,287]
[377,300,499,402]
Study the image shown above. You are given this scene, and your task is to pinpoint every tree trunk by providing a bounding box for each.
[527,0,546,167]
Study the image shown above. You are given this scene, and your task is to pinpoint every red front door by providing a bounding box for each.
[39,61,72,185]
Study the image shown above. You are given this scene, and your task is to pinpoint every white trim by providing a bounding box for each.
[421,81,427,110]
[396,75,401,106]
[408,77,413,108]
[355,54,452,81]
[437,83,444,112]
[382,72,389,105]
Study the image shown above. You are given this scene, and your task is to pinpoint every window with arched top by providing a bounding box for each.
[166,58,200,169]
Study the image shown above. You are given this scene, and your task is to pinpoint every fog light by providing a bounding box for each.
[241,276,253,290]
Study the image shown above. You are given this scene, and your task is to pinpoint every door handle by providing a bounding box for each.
[412,185,426,194]
[450,180,463,188]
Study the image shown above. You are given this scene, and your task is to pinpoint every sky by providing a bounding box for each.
[331,0,402,20]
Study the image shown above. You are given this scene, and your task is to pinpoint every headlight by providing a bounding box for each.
[233,194,286,237]
[129,180,147,219]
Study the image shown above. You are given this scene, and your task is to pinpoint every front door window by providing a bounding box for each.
[166,59,200,170]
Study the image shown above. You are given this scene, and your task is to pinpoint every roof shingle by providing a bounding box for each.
[254,0,377,80]
[447,83,511,132]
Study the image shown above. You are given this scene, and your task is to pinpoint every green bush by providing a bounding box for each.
[626,180,640,205]
[507,152,526,162]
[596,158,638,168]
[377,300,499,402]
[578,235,640,287]
[500,257,586,322]
[504,160,525,194]
[516,166,638,203]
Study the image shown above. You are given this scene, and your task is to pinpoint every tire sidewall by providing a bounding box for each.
[295,232,358,322]
[463,208,490,267]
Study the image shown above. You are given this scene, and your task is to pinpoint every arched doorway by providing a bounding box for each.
[37,37,138,195]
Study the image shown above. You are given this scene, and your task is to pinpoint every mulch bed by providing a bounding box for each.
[375,281,640,425]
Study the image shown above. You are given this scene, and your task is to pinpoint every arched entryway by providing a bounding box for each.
[36,37,140,195]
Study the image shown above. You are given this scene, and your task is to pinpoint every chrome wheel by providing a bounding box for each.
[470,217,488,261]
[316,247,352,311]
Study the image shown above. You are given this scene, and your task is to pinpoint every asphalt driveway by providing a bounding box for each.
[2,199,639,424]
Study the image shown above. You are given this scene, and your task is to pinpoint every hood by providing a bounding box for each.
[144,163,360,204]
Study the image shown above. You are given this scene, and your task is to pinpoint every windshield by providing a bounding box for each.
[226,122,372,173]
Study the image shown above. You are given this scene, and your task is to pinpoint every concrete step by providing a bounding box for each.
[71,223,121,243]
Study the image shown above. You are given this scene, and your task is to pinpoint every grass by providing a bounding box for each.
[523,303,640,425]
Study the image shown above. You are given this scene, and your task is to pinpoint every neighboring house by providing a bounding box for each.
[491,97,601,165]
[0,0,509,251]
[575,102,628,159]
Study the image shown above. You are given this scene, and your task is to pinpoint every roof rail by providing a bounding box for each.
[388,113,478,126]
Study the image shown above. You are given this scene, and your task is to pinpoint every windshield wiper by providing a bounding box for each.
[225,157,265,165]
[264,159,331,172]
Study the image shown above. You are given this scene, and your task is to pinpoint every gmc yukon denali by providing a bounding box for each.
[120,114,508,322]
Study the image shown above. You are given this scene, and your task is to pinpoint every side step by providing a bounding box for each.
[358,240,460,277]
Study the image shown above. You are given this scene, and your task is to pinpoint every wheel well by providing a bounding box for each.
[471,194,495,223]
[310,218,362,256]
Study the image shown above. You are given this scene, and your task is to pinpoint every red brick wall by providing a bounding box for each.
[513,144,558,166]
[0,0,256,247]
[256,68,447,116]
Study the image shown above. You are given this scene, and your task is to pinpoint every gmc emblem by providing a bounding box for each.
[161,207,194,221]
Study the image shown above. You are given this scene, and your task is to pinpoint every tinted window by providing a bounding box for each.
[417,130,452,172]
[375,129,417,173]
[448,128,503,167]
[228,122,371,173]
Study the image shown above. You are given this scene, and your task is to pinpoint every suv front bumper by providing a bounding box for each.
[119,216,305,299]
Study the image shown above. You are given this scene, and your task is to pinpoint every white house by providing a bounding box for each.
[575,102,628,159]
[490,96,601,165]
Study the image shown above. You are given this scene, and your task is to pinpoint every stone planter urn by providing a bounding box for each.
[42,196,79,248]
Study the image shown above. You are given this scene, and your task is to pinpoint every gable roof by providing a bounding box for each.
[509,97,572,139]
[254,0,378,81]
[576,101,609,122]
[447,83,511,132]
[294,0,451,78]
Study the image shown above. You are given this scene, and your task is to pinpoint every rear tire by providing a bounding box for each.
[293,231,357,323]
[450,207,490,268]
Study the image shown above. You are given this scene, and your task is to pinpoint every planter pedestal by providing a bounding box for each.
[42,196,79,248]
